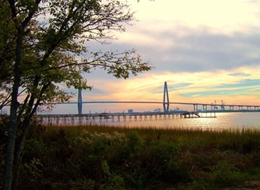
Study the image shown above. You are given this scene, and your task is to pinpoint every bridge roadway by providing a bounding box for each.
[57,100,258,106]
[56,101,260,111]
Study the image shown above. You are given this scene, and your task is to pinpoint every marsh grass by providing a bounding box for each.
[49,124,260,150]
[1,122,260,189]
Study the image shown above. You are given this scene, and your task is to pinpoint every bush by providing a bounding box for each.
[3,125,260,189]
[210,161,242,187]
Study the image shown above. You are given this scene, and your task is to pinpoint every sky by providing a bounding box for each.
[50,0,260,114]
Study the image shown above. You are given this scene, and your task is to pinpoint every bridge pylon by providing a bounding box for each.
[163,81,170,112]
[78,89,82,115]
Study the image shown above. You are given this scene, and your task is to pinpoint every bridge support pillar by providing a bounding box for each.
[78,89,82,115]
[78,90,82,115]
[194,104,198,112]
[163,81,170,112]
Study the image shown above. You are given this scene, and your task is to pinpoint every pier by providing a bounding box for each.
[37,111,217,126]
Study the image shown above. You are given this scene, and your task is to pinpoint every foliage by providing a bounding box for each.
[0,0,152,189]
[2,124,260,189]
[210,161,241,187]
[0,0,152,110]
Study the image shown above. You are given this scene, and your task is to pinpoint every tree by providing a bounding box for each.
[0,0,152,189]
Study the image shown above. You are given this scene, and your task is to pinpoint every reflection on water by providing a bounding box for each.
[96,113,260,130]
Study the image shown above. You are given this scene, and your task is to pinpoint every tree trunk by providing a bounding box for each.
[2,50,22,190]
[11,82,49,190]
[11,116,32,190]
[2,21,23,190]
[2,100,19,190]
[11,96,35,190]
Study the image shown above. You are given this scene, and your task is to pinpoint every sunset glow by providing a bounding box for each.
[45,0,260,114]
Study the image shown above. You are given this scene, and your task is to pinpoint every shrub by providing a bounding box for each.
[210,161,242,187]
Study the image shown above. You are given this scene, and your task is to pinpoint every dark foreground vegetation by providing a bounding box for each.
[1,120,260,189]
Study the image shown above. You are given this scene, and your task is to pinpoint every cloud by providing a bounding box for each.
[217,79,260,89]
[129,1,260,32]
[229,73,251,77]
[113,25,260,72]
[46,1,260,114]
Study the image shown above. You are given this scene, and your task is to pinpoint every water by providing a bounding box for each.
[43,112,260,130]
[95,112,260,130]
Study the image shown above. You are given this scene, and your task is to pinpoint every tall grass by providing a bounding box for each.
[2,122,260,189]
[53,125,260,188]
[49,124,260,151]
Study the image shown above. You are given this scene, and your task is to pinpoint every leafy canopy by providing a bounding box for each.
[0,0,152,111]
[1,1,152,189]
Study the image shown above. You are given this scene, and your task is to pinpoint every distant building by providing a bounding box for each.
[128,109,133,114]
[154,108,161,112]
[173,107,180,111]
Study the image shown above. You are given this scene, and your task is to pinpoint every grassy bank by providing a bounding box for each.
[1,123,260,189]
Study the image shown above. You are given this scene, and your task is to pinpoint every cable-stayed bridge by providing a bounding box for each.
[2,82,259,115]
[1,82,259,126]
[36,82,260,125]
[73,81,259,114]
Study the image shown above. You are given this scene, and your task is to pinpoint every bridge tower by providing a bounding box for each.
[163,81,170,112]
[78,89,82,115]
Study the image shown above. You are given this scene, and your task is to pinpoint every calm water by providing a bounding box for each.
[95,112,260,130]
